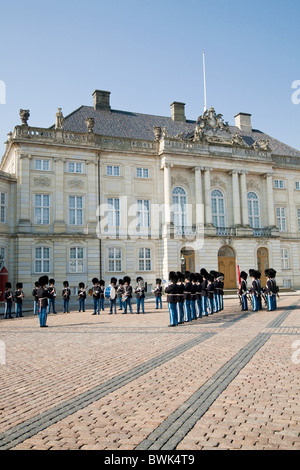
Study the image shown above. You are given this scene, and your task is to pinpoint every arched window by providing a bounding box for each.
[247,192,260,228]
[172,187,187,227]
[212,189,225,227]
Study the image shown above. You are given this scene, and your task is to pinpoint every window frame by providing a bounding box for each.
[34,246,50,274]
[247,191,261,229]
[69,195,83,226]
[138,247,152,271]
[211,189,226,228]
[34,194,50,225]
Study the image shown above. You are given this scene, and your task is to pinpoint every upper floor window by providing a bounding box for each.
[35,159,50,171]
[69,196,83,225]
[137,168,149,178]
[274,179,285,189]
[34,194,50,225]
[138,248,151,271]
[247,192,260,228]
[281,248,289,270]
[106,165,120,176]
[276,207,287,232]
[295,181,300,191]
[108,247,122,272]
[0,246,6,269]
[137,200,150,227]
[68,162,83,173]
[172,187,187,227]
[0,192,6,223]
[107,198,120,227]
[211,189,225,228]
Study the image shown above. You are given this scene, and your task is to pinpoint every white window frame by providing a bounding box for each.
[274,179,285,189]
[295,181,300,191]
[247,192,261,229]
[68,162,83,174]
[172,187,187,227]
[106,165,120,176]
[34,194,50,225]
[107,198,120,227]
[137,200,150,228]
[0,192,6,223]
[69,247,84,273]
[108,247,122,272]
[281,248,289,270]
[276,207,287,232]
[69,196,83,226]
[35,246,50,274]
[138,247,152,271]
[136,167,149,178]
[34,159,50,171]
[211,189,226,228]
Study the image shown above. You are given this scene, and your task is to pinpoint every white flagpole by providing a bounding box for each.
[203,52,207,112]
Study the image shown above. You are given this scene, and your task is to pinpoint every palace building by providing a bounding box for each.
[1,89,300,294]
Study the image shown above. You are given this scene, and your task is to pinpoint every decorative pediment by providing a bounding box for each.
[171,174,189,187]
[67,179,85,190]
[33,176,51,187]
[211,176,226,190]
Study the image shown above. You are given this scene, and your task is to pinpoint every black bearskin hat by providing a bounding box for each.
[111,277,117,285]
[240,271,248,280]
[16,282,23,289]
[123,276,131,284]
[35,281,40,287]
[79,282,85,288]
[200,268,209,279]
[99,279,105,286]
[118,279,124,285]
[156,278,162,285]
[5,282,11,289]
[49,278,55,285]
[63,280,69,287]
[39,275,49,286]
[169,271,178,283]
[92,277,99,284]
[249,269,256,278]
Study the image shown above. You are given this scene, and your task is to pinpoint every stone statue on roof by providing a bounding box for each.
[55,108,64,129]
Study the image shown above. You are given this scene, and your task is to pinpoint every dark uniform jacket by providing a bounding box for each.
[176,283,184,302]
[183,281,192,300]
[36,286,52,308]
[165,283,178,303]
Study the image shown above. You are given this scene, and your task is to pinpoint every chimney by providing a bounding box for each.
[234,112,252,133]
[171,101,186,122]
[93,90,111,111]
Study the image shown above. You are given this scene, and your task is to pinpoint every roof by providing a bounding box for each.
[57,105,300,158]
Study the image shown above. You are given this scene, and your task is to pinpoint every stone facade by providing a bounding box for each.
[1,93,300,294]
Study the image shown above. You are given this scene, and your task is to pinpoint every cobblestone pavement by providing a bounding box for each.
[0,295,299,451]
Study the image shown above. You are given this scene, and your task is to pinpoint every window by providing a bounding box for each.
[108,248,122,272]
[211,189,225,227]
[35,247,50,273]
[0,192,6,223]
[106,165,120,176]
[69,196,83,225]
[172,187,187,227]
[295,181,300,191]
[138,248,151,271]
[298,209,300,231]
[0,246,6,269]
[34,194,50,224]
[247,192,260,228]
[35,159,50,171]
[137,200,150,227]
[137,168,149,178]
[68,162,83,173]
[107,198,120,226]
[281,248,289,270]
[70,247,84,273]
[276,207,287,232]
[274,179,285,189]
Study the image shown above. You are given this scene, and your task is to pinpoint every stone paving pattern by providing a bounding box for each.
[0,295,299,450]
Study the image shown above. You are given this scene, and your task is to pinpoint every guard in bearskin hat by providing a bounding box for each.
[153,278,162,310]
[62,280,71,313]
[117,279,125,311]
[123,276,132,314]
[200,268,209,316]
[15,283,24,318]
[48,278,57,314]
[135,276,145,314]
[238,271,248,311]
[4,282,13,319]
[99,280,105,312]
[195,273,203,318]
[165,271,178,326]
[249,269,259,312]
[78,282,86,312]
[37,275,52,327]
[91,278,100,315]
[32,280,40,315]
[176,272,185,323]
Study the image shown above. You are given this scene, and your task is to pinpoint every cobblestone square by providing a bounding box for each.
[0,295,299,451]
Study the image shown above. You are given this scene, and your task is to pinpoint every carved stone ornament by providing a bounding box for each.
[247,179,260,192]
[55,108,64,129]
[153,126,162,141]
[19,109,30,125]
[251,140,270,152]
[231,132,247,148]
[34,176,51,187]
[68,179,85,190]
[211,176,226,190]
[171,174,188,187]
[85,117,95,133]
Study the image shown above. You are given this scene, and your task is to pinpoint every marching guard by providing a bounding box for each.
[91,278,100,315]
[165,271,178,327]
[62,281,71,313]
[135,277,145,314]
[238,271,248,311]
[78,282,86,312]
[15,283,24,317]
[176,272,185,323]
[4,282,13,318]
[123,276,133,314]
[153,278,162,309]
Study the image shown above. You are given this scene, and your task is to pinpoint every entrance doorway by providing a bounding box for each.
[218,245,236,289]
[257,247,269,286]
[180,248,195,273]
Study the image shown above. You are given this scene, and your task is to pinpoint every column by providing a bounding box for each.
[86,158,98,234]
[18,153,32,232]
[266,173,275,227]
[163,162,173,225]
[231,171,241,226]
[194,166,204,226]
[240,170,249,226]
[203,167,212,225]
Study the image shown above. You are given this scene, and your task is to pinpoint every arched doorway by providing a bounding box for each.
[218,245,236,288]
[180,248,195,273]
[257,247,269,286]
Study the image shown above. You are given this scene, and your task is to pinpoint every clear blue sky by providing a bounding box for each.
[0,0,299,156]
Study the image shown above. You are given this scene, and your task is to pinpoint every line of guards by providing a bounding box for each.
[238,268,279,312]
[164,269,224,327]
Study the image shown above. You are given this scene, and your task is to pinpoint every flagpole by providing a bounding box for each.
[203,52,207,112]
